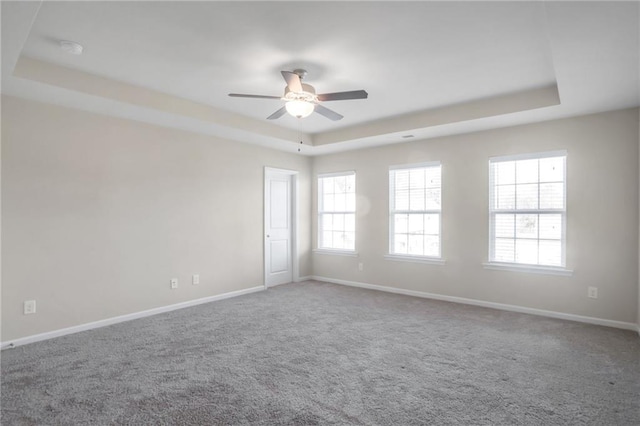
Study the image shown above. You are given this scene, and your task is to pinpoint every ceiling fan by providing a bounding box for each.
[228,69,368,121]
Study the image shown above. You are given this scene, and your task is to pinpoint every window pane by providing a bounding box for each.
[322,177,334,194]
[323,194,334,211]
[345,214,355,232]
[333,214,344,231]
[408,214,424,234]
[410,168,425,189]
[496,185,515,210]
[516,159,538,184]
[539,240,561,266]
[332,231,344,249]
[489,154,566,267]
[332,232,354,250]
[426,188,441,209]
[515,214,538,239]
[425,214,439,235]
[394,234,408,254]
[409,189,425,211]
[495,161,516,185]
[540,183,564,209]
[494,238,515,262]
[322,214,333,232]
[539,157,564,183]
[515,239,538,264]
[495,214,515,238]
[539,214,562,240]
[334,193,346,211]
[396,190,409,211]
[390,164,441,258]
[395,170,409,191]
[345,175,355,193]
[408,235,424,255]
[424,235,440,257]
[394,214,408,233]
[322,231,333,248]
[425,167,441,187]
[343,232,355,250]
[516,183,538,209]
[319,173,356,250]
[346,193,356,211]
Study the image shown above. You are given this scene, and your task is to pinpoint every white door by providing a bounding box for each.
[265,168,295,287]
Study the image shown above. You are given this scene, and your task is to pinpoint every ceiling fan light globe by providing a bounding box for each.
[285,100,314,118]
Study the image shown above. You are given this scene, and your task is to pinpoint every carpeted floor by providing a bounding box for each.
[2,280,639,425]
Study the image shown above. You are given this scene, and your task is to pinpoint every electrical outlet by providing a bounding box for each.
[358,263,363,271]
[170,278,178,289]
[192,274,200,285]
[588,286,598,299]
[24,300,36,315]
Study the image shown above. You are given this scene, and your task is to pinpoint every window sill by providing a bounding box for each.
[313,249,359,257]
[483,262,573,277]
[384,254,445,265]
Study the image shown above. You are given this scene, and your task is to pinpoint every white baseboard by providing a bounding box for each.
[310,276,639,332]
[1,286,264,350]
[266,276,312,287]
[4,279,636,349]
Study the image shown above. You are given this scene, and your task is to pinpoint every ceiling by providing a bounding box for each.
[2,1,639,155]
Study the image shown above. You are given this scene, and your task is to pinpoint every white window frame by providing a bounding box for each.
[316,171,357,254]
[485,150,572,276]
[386,162,444,264]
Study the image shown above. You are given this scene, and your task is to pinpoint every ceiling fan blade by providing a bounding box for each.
[314,104,343,121]
[281,71,303,92]
[229,93,282,99]
[317,90,368,102]
[267,106,287,120]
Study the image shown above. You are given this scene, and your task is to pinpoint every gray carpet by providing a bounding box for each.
[2,281,639,425]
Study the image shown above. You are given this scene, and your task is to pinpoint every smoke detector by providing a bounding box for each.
[59,40,83,55]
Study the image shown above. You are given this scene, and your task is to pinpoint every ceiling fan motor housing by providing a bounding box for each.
[292,69,308,79]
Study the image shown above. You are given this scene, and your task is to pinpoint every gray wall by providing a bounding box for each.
[2,96,639,342]
[1,96,311,341]
[312,108,640,324]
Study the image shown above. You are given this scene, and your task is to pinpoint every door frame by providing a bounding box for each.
[264,167,299,288]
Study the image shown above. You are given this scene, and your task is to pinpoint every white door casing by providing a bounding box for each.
[264,168,297,287]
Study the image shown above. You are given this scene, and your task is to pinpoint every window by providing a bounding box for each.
[318,172,356,251]
[488,151,566,268]
[389,163,442,258]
